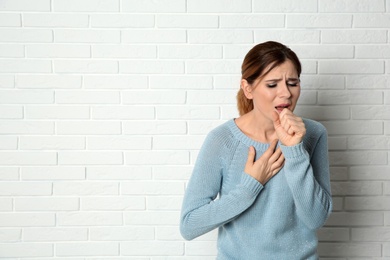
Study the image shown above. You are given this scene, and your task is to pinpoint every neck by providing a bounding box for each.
[236,110,277,143]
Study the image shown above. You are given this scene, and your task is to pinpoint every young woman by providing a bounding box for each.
[180,41,332,259]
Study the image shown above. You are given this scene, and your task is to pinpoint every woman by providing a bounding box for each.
[180,41,332,259]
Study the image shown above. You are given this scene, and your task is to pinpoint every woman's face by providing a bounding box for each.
[242,59,301,121]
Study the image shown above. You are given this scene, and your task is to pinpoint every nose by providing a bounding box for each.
[278,82,292,98]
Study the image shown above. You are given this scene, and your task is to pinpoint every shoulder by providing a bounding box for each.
[302,118,328,154]
[204,120,236,146]
[303,118,327,137]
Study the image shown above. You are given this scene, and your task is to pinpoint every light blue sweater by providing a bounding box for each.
[180,118,332,259]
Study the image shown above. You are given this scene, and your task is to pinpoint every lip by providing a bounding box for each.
[275,103,291,112]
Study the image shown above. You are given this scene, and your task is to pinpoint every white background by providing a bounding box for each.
[0,0,389,258]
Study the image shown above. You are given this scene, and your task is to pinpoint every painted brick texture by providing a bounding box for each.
[0,0,389,258]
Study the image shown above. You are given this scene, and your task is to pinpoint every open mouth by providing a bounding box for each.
[275,104,290,112]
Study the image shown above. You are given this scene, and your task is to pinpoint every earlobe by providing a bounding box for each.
[241,79,253,99]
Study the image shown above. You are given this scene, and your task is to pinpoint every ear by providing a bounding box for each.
[241,79,253,99]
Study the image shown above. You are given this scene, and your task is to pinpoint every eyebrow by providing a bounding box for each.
[265,77,300,82]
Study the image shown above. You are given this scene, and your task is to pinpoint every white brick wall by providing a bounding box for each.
[0,0,389,258]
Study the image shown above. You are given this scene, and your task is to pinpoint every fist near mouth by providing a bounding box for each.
[272,108,306,146]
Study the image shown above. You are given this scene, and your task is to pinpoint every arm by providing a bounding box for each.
[281,125,332,230]
[180,131,262,240]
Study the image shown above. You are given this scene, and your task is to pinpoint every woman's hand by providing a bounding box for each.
[272,109,306,146]
[244,140,285,185]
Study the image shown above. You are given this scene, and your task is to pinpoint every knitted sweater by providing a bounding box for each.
[180,118,332,260]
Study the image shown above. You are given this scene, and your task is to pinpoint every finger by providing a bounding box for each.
[269,147,282,162]
[246,146,255,166]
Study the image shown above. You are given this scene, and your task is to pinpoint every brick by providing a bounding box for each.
[58,151,123,165]
[159,45,222,59]
[57,212,122,226]
[0,167,19,180]
[157,15,218,28]
[0,243,53,257]
[147,196,182,210]
[124,211,180,225]
[318,90,383,105]
[122,0,186,13]
[125,151,189,165]
[356,45,390,58]
[293,45,354,59]
[87,136,151,150]
[349,135,390,151]
[187,90,237,104]
[92,106,154,120]
[21,166,85,180]
[0,44,24,58]
[353,106,390,120]
[255,30,320,44]
[20,136,84,150]
[323,121,383,135]
[330,167,348,181]
[0,59,52,73]
[0,229,21,242]
[57,121,121,135]
[55,91,120,104]
[0,213,55,227]
[122,30,186,43]
[331,181,382,196]
[323,29,387,44]
[156,106,220,120]
[84,75,147,89]
[346,75,390,89]
[186,241,218,256]
[55,29,120,43]
[188,30,253,44]
[24,227,87,241]
[0,198,12,211]
[0,90,53,104]
[318,228,350,242]
[92,44,156,58]
[0,13,21,26]
[220,14,284,28]
[287,14,352,28]
[214,75,241,89]
[16,75,82,89]
[153,166,194,181]
[0,106,23,119]
[0,182,51,196]
[329,151,387,166]
[254,0,317,12]
[318,243,381,257]
[123,121,187,135]
[293,91,317,105]
[156,226,188,240]
[81,197,145,210]
[354,14,390,28]
[319,0,385,12]
[56,242,119,256]
[15,197,79,211]
[122,90,185,104]
[119,60,184,74]
[294,106,349,120]
[91,14,154,28]
[24,14,89,27]
[188,0,250,12]
[325,212,383,226]
[186,60,241,74]
[0,152,56,165]
[0,28,52,42]
[54,181,118,196]
[54,60,118,74]
[0,135,18,150]
[53,0,119,12]
[0,75,14,88]
[0,0,50,11]
[26,44,90,58]
[346,197,390,211]
[350,166,390,180]
[188,121,225,135]
[319,60,384,74]
[90,226,154,241]
[153,136,205,150]
[87,166,152,180]
[150,75,213,90]
[121,241,184,256]
[121,181,184,195]
[25,105,89,119]
[328,137,348,150]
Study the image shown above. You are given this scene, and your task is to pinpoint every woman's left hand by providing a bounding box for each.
[272,109,306,146]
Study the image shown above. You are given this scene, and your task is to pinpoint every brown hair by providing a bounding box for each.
[237,41,302,116]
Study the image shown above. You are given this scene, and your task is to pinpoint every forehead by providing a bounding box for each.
[263,60,298,79]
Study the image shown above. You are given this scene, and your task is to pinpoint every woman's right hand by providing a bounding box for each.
[244,140,285,185]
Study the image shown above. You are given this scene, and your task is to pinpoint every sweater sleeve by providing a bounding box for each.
[280,123,332,230]
[180,130,263,240]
